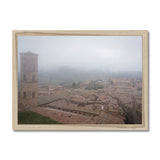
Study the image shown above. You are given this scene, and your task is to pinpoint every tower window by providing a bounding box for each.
[32,92,35,98]
[32,75,35,81]
[23,92,26,98]
[23,75,26,81]
[32,64,35,71]
[23,64,26,71]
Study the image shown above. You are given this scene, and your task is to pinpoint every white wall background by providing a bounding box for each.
[0,0,159,160]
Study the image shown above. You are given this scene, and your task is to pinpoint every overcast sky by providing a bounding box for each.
[18,36,142,72]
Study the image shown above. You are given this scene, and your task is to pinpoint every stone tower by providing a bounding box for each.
[19,51,38,110]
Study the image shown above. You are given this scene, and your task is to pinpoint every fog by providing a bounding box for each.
[18,36,142,72]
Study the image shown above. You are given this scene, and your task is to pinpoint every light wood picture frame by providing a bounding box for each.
[12,30,149,130]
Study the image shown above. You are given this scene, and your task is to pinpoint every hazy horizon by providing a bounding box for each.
[18,36,142,72]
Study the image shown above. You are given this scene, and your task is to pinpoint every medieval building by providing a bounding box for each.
[19,51,38,110]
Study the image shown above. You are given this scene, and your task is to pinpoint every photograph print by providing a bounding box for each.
[13,30,148,130]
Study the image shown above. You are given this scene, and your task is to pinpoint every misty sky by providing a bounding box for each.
[18,36,142,72]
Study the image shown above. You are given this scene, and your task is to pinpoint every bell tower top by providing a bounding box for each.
[20,51,38,56]
[20,51,38,82]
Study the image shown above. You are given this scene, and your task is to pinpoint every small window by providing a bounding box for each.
[23,64,26,71]
[23,92,26,98]
[32,92,35,98]
[32,75,35,81]
[32,64,35,71]
[23,75,26,81]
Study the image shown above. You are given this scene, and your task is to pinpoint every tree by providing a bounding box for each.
[72,82,76,88]
[106,94,140,124]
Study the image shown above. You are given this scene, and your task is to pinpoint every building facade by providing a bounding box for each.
[19,51,38,110]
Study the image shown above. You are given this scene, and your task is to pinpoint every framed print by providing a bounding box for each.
[12,30,148,130]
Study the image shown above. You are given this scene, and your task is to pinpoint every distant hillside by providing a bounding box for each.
[38,67,142,85]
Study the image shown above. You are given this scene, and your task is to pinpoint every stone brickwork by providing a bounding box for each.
[19,51,38,110]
